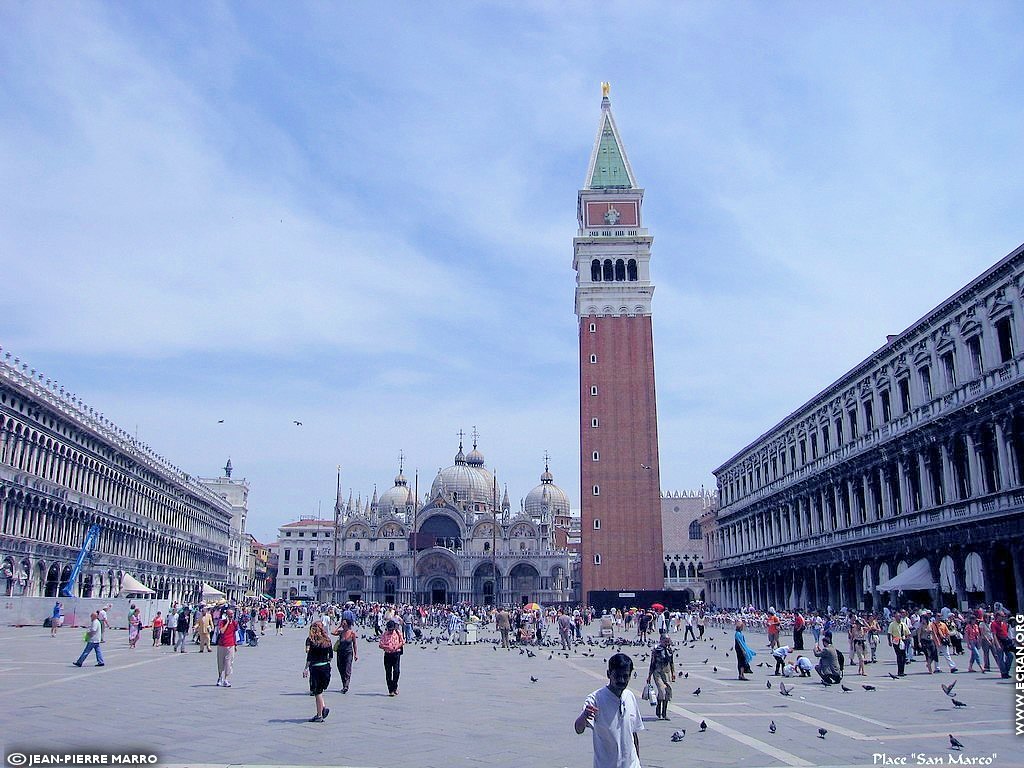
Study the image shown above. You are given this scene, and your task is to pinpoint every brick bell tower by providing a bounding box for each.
[575,84,664,599]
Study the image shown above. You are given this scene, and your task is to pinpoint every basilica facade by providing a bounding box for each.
[703,242,1024,613]
[276,438,574,606]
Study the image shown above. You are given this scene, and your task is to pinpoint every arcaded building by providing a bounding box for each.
[0,350,235,602]
[703,242,1024,612]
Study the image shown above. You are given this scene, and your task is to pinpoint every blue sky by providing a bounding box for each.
[2,2,1022,543]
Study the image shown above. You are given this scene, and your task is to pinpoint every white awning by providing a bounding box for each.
[876,558,937,592]
[120,572,155,595]
[201,582,226,599]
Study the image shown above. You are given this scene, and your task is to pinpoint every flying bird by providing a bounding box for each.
[862,684,876,691]
[640,464,651,470]
[769,720,776,734]
[530,676,538,683]
[670,730,686,742]
[942,681,957,697]
[952,699,967,708]
[692,687,701,696]
[949,735,964,750]
[293,420,303,426]
[779,682,792,696]
[699,720,707,733]
[217,419,224,423]
[818,728,828,739]
[702,659,709,664]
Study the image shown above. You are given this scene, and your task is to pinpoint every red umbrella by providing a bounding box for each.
[651,603,665,612]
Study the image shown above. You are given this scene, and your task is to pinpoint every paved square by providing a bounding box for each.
[0,622,1017,768]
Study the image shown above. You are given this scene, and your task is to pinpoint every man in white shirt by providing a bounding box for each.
[73,611,105,667]
[97,604,111,643]
[574,653,645,768]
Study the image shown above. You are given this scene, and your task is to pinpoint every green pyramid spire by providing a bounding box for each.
[589,116,632,189]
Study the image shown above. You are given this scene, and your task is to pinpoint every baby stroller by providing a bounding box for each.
[245,628,259,647]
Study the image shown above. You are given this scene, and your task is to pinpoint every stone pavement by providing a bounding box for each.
[0,622,1017,768]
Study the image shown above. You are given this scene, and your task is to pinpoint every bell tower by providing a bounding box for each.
[575,84,664,598]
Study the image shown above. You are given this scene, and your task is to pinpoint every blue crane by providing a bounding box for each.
[61,524,102,597]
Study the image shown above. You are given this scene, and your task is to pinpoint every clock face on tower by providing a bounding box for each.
[585,201,638,228]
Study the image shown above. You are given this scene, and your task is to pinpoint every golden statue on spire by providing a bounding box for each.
[601,81,611,98]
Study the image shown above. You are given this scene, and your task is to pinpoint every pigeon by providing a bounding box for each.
[757,662,764,668]
[818,728,828,739]
[293,420,303,426]
[670,730,686,742]
[713,666,718,673]
[692,687,701,696]
[769,720,776,734]
[530,676,538,683]
[841,684,852,692]
[862,684,876,691]
[683,672,689,679]
[942,681,957,697]
[699,720,707,732]
[952,699,967,708]
[217,419,224,423]
[779,682,792,696]
[888,672,899,680]
[949,734,964,750]
[640,464,651,470]
[548,654,553,660]
[702,659,709,664]
[766,680,772,689]
[527,650,536,658]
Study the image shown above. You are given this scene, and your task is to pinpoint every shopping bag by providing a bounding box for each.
[648,685,658,705]
[641,682,651,702]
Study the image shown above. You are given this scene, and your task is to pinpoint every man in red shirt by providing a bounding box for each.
[216,608,239,687]
[990,611,1012,679]
[766,609,781,650]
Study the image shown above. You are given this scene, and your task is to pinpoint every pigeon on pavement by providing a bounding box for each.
[692,687,701,696]
[670,730,686,742]
[699,720,707,732]
[949,735,964,750]
[769,720,777,734]
[818,728,828,739]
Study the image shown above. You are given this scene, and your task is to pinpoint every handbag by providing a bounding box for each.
[641,682,652,701]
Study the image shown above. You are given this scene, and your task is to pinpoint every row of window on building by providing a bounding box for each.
[722,313,1017,505]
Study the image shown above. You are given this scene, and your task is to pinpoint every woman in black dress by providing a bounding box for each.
[304,621,334,722]
[331,618,358,693]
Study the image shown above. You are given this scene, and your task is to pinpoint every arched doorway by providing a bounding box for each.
[680,588,694,605]
[473,563,500,605]
[417,552,458,604]
[508,563,540,605]
[427,577,449,605]
[373,562,400,604]
[44,563,60,597]
[338,564,365,603]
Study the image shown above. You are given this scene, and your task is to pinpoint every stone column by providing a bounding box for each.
[896,458,910,515]
[964,432,983,498]
[993,418,1011,490]
[917,451,933,509]
[879,467,892,518]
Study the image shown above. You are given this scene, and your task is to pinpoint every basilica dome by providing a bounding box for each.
[430,440,494,511]
[524,462,571,519]
[378,470,414,517]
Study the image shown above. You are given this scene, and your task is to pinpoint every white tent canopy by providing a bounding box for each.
[120,572,155,595]
[876,558,937,592]
[201,582,226,599]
